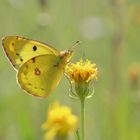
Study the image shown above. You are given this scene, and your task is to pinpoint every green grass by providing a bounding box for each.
[0,0,140,140]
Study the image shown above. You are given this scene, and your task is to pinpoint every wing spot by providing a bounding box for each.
[20,58,23,62]
[22,72,25,75]
[33,45,37,51]
[28,83,31,85]
[12,42,15,46]
[25,65,28,68]
[16,53,20,56]
[53,63,59,67]
[41,88,45,91]
[32,57,36,63]
[22,72,27,77]
[34,67,41,75]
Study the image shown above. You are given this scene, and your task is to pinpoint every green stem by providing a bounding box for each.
[80,97,85,140]
[55,135,68,140]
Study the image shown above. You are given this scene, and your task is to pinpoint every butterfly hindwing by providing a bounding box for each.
[2,36,59,69]
[17,54,64,98]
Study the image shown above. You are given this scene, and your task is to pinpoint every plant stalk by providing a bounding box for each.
[80,98,85,140]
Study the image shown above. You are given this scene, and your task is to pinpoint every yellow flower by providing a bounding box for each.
[65,59,97,83]
[129,63,140,88]
[65,59,98,99]
[42,102,78,140]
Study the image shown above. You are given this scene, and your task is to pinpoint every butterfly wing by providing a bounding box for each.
[2,36,59,70]
[17,54,64,98]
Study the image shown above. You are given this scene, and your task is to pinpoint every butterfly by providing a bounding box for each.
[2,36,79,98]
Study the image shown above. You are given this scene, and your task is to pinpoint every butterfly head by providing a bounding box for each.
[60,41,80,64]
[60,50,73,63]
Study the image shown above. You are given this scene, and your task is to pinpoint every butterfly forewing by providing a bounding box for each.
[17,54,64,98]
[2,36,59,69]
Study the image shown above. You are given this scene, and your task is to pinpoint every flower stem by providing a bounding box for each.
[56,135,68,140]
[80,97,85,140]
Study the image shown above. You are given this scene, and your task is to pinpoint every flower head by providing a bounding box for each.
[65,59,98,99]
[129,63,140,88]
[66,59,97,83]
[42,102,78,140]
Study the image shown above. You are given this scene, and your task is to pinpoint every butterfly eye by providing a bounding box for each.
[33,46,37,51]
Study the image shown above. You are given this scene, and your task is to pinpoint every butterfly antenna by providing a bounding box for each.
[69,41,81,51]
[82,52,86,61]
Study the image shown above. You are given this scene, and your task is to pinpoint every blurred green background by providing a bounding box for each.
[0,0,140,140]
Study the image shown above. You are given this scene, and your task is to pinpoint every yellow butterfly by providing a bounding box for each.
[2,36,79,98]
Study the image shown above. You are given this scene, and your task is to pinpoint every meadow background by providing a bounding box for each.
[0,0,140,140]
